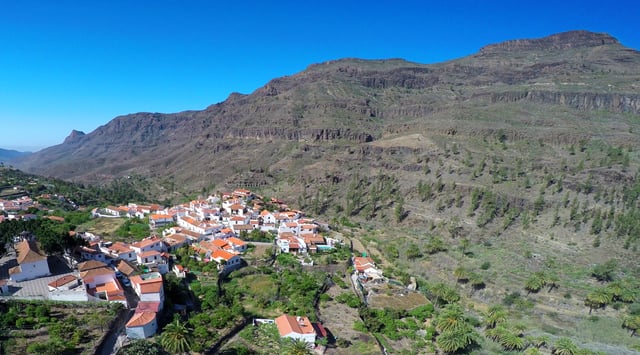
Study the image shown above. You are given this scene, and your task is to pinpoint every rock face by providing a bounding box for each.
[479,30,619,54]
[63,130,86,144]
[12,30,640,189]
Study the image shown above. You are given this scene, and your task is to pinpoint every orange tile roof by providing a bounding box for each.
[48,275,78,288]
[163,234,187,245]
[132,236,162,249]
[140,282,163,294]
[126,312,157,327]
[94,281,121,294]
[150,214,172,220]
[115,259,137,276]
[275,314,316,337]
[15,239,46,264]
[211,239,228,248]
[227,237,246,246]
[77,260,109,272]
[80,267,114,281]
[211,249,235,261]
[138,250,161,259]
[109,242,132,254]
[354,257,376,272]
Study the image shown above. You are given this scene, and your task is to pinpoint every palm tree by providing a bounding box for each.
[434,304,466,333]
[552,337,578,355]
[282,338,312,355]
[622,315,640,336]
[524,272,546,295]
[546,272,560,292]
[584,288,613,314]
[499,331,525,351]
[469,272,486,291]
[484,305,507,329]
[607,280,639,303]
[160,318,192,354]
[430,282,460,308]
[436,324,478,354]
[453,266,469,282]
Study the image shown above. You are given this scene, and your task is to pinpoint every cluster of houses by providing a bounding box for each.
[0,196,37,222]
[2,188,343,342]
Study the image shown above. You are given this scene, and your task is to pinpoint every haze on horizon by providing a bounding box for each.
[1,0,638,152]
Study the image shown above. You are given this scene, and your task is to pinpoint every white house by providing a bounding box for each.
[9,239,50,282]
[211,249,242,272]
[129,272,164,309]
[126,312,158,339]
[274,314,317,344]
[131,236,165,255]
[226,237,248,253]
[149,214,174,229]
[105,242,136,262]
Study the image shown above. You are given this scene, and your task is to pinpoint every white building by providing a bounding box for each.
[275,314,317,344]
[9,239,50,282]
[126,312,158,339]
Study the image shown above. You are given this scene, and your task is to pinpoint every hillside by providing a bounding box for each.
[11,30,640,352]
[0,148,30,163]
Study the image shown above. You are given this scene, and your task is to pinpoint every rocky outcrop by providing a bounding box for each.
[480,30,618,54]
[63,130,86,144]
[489,91,640,114]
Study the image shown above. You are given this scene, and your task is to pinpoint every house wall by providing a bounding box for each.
[140,292,163,306]
[49,289,89,302]
[11,259,50,282]
[284,332,316,344]
[126,320,157,339]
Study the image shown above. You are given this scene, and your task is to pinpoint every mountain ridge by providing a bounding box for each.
[13,30,640,192]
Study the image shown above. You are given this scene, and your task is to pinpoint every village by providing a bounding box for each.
[0,187,387,352]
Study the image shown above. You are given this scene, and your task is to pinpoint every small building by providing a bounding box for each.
[126,312,158,339]
[9,239,50,282]
[275,314,317,344]
[129,272,164,309]
[47,275,80,291]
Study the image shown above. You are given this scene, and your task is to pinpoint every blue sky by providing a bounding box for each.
[1,1,638,151]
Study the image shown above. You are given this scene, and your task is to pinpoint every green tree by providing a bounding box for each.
[436,324,478,354]
[160,318,192,354]
[622,314,640,336]
[484,305,507,329]
[591,260,618,282]
[117,339,165,355]
[584,288,613,314]
[552,337,578,355]
[524,272,547,294]
[281,338,312,355]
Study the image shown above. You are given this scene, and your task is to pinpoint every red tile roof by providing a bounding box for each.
[48,275,78,288]
[275,314,316,337]
[126,312,156,327]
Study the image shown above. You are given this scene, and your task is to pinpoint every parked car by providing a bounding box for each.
[121,277,131,287]
[114,270,123,278]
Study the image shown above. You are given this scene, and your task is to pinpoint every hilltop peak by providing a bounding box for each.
[63,129,86,144]
[480,30,619,54]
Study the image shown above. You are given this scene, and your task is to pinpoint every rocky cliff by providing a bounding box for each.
[12,30,640,195]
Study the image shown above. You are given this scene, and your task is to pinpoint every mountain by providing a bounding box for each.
[0,148,31,163]
[15,30,640,194]
[12,30,640,352]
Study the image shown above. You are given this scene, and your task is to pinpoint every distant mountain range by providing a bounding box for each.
[12,30,640,199]
[0,148,31,163]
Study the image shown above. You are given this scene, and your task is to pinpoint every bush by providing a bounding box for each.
[503,292,521,306]
[480,261,491,270]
